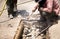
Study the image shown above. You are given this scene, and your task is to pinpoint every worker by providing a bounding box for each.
[6,0,17,18]
[32,0,60,39]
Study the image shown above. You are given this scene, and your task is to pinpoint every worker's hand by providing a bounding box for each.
[32,3,39,12]
[56,12,59,15]
[40,7,43,11]
[32,8,36,12]
[54,9,59,15]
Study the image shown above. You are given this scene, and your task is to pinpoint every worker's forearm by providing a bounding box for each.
[34,3,39,10]
[32,3,39,12]
[40,8,52,13]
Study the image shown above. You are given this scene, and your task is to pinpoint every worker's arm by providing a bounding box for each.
[54,6,60,15]
[54,0,60,15]
[40,0,53,13]
[32,3,39,12]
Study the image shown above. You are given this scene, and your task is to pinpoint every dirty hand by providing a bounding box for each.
[32,8,36,12]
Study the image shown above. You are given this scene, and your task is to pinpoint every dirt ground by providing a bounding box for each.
[0,0,60,39]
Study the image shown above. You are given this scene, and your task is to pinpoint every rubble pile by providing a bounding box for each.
[22,14,43,39]
[22,21,42,39]
[21,13,51,39]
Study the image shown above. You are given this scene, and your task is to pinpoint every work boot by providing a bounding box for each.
[8,14,13,19]
[12,11,17,18]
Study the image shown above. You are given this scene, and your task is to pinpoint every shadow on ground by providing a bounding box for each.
[17,10,29,18]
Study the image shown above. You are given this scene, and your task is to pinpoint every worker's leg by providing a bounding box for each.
[6,0,11,17]
[14,0,17,12]
[50,12,59,24]
[7,5,11,17]
[6,0,14,18]
[40,12,51,39]
[12,0,17,17]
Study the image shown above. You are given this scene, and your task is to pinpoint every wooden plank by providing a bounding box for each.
[14,20,24,39]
